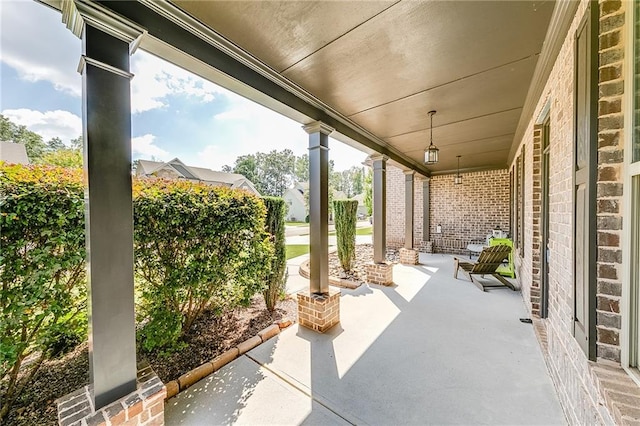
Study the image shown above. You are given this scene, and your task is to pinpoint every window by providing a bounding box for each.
[512,156,520,250]
[512,151,525,257]
[519,147,525,258]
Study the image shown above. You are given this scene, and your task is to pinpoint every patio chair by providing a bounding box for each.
[453,245,516,291]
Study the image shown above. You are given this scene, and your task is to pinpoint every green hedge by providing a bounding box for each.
[0,164,275,418]
[0,163,87,420]
[262,197,286,312]
[333,200,358,272]
[133,179,272,351]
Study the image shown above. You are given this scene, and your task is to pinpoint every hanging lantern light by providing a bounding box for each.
[454,155,462,185]
[424,110,439,165]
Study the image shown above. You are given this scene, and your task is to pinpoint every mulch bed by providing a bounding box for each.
[328,243,399,285]
[2,296,297,426]
[4,244,395,425]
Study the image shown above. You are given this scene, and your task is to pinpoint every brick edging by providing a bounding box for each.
[299,259,361,289]
[164,319,294,399]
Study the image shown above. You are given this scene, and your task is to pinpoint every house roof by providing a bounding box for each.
[136,158,259,194]
[351,193,365,203]
[0,141,30,165]
[333,190,347,200]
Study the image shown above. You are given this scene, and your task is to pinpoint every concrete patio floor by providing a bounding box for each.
[165,253,566,425]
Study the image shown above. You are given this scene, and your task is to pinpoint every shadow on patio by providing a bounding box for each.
[164,253,565,425]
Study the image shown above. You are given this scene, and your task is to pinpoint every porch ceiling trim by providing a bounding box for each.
[95,0,432,177]
[508,0,581,164]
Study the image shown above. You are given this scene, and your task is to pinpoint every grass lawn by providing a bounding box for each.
[286,244,309,260]
[356,226,372,235]
[329,226,372,237]
[285,222,308,227]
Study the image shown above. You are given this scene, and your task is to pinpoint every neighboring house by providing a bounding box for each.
[350,193,368,219]
[0,141,30,165]
[282,182,350,222]
[333,190,347,200]
[282,181,307,222]
[136,158,260,196]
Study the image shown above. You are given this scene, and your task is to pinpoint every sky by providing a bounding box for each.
[0,0,367,172]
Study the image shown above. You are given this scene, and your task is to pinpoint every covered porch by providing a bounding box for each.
[30,0,636,424]
[165,253,565,425]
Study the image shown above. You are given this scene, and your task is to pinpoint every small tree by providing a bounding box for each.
[262,197,287,312]
[333,200,358,272]
[0,163,87,421]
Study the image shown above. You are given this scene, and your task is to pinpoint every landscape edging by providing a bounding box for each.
[299,258,361,290]
[164,321,292,399]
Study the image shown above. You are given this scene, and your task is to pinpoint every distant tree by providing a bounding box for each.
[294,153,309,182]
[0,114,46,161]
[46,137,65,152]
[232,154,259,188]
[70,136,83,150]
[226,150,296,196]
[351,166,364,196]
[363,168,373,216]
[256,149,295,196]
[332,166,365,198]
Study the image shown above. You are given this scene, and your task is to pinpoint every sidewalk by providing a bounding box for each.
[165,253,566,425]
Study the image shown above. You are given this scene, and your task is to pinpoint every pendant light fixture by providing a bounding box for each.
[454,155,462,185]
[424,110,439,165]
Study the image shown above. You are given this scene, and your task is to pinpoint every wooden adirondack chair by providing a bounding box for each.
[453,245,516,291]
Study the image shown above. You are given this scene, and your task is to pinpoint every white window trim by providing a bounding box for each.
[622,0,640,386]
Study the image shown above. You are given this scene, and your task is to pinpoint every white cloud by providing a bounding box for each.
[0,0,81,96]
[2,108,82,144]
[0,2,367,171]
[0,1,229,112]
[194,97,367,171]
[130,51,230,114]
[193,145,240,171]
[132,134,171,161]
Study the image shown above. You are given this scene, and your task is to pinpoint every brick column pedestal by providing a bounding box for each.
[366,262,394,285]
[56,362,166,426]
[297,289,340,333]
[399,248,419,265]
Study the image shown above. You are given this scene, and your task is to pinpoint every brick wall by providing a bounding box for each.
[385,166,424,249]
[386,166,405,248]
[510,0,632,423]
[429,169,510,255]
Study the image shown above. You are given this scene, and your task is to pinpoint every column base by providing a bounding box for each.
[399,248,419,265]
[56,362,166,426]
[366,262,394,286]
[297,289,340,333]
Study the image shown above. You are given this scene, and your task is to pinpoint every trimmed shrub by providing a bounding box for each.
[262,197,286,312]
[0,163,87,420]
[333,200,358,272]
[133,179,272,351]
